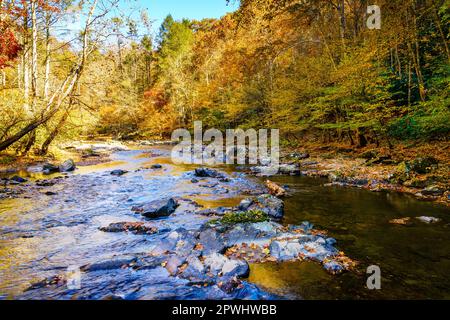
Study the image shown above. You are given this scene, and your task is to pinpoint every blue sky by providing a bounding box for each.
[132,0,239,35]
[58,0,239,47]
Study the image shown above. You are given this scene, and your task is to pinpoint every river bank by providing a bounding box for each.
[1,139,449,206]
[277,141,450,207]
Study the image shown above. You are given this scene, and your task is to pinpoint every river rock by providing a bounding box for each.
[194,167,225,179]
[133,198,179,219]
[99,222,158,235]
[196,207,233,217]
[151,164,162,169]
[81,257,135,272]
[203,253,229,274]
[270,240,303,261]
[221,259,249,278]
[421,185,445,196]
[165,255,186,275]
[416,216,441,224]
[238,198,254,211]
[35,180,56,187]
[43,163,60,174]
[265,180,286,197]
[111,169,128,176]
[11,176,27,183]
[247,194,284,220]
[198,228,227,254]
[179,255,206,280]
[59,159,76,172]
[251,163,300,176]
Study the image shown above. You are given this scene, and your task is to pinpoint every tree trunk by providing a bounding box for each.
[44,13,51,100]
[39,109,70,155]
[21,131,36,156]
[31,0,38,98]
[0,70,5,87]
[338,0,346,58]
[432,5,450,62]
[357,128,367,148]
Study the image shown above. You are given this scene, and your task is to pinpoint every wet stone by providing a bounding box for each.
[194,167,226,179]
[99,222,158,235]
[246,194,284,220]
[132,198,179,219]
[416,216,441,224]
[81,257,136,272]
[43,163,60,174]
[59,159,76,172]
[11,176,27,183]
[111,169,128,176]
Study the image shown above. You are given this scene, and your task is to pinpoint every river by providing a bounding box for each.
[0,145,449,299]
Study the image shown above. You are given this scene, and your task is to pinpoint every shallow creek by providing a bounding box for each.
[0,146,449,299]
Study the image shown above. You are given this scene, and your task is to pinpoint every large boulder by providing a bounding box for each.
[59,159,76,172]
[132,198,179,219]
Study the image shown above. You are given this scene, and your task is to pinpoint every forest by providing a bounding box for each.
[0,0,449,156]
[1,0,450,302]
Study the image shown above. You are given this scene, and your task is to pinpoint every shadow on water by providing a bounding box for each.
[248,175,450,299]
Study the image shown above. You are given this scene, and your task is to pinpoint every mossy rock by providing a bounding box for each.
[208,210,269,226]
[391,161,411,184]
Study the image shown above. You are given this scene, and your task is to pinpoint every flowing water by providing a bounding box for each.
[0,146,449,299]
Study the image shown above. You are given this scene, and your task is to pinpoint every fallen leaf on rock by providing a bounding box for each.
[389,217,411,225]
[194,243,204,251]
[266,180,286,197]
